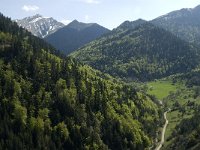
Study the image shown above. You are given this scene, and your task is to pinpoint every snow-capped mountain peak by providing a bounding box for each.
[15,14,65,38]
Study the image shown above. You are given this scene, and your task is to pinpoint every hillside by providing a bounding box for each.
[152,5,200,46]
[71,22,200,81]
[0,13,161,150]
[45,20,110,55]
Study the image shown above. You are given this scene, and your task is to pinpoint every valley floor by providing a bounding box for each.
[147,77,200,150]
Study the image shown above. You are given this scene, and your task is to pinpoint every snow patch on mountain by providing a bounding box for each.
[15,14,65,38]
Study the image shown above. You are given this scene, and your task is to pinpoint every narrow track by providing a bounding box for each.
[155,109,170,150]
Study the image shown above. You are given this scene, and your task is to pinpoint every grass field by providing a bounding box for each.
[147,80,180,100]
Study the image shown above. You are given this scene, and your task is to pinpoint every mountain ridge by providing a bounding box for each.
[116,19,147,31]
[45,20,110,55]
[151,4,200,46]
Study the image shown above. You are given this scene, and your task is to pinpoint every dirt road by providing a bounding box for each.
[155,109,170,150]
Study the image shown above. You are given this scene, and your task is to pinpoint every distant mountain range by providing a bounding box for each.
[15,15,110,54]
[17,5,200,57]
[44,20,110,55]
[15,14,64,38]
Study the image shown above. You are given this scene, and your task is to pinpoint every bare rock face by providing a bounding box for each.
[15,14,64,38]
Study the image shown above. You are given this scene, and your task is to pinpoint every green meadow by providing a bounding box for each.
[147,79,181,100]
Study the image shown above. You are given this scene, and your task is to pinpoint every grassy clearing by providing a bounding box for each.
[147,79,180,100]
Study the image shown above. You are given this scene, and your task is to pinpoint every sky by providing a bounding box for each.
[1,0,200,29]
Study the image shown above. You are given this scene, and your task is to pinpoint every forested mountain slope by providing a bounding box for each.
[0,13,161,150]
[152,5,200,46]
[71,22,200,81]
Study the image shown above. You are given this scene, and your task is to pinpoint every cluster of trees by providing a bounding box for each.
[71,23,200,81]
[167,105,200,150]
[176,70,200,87]
[0,13,161,149]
